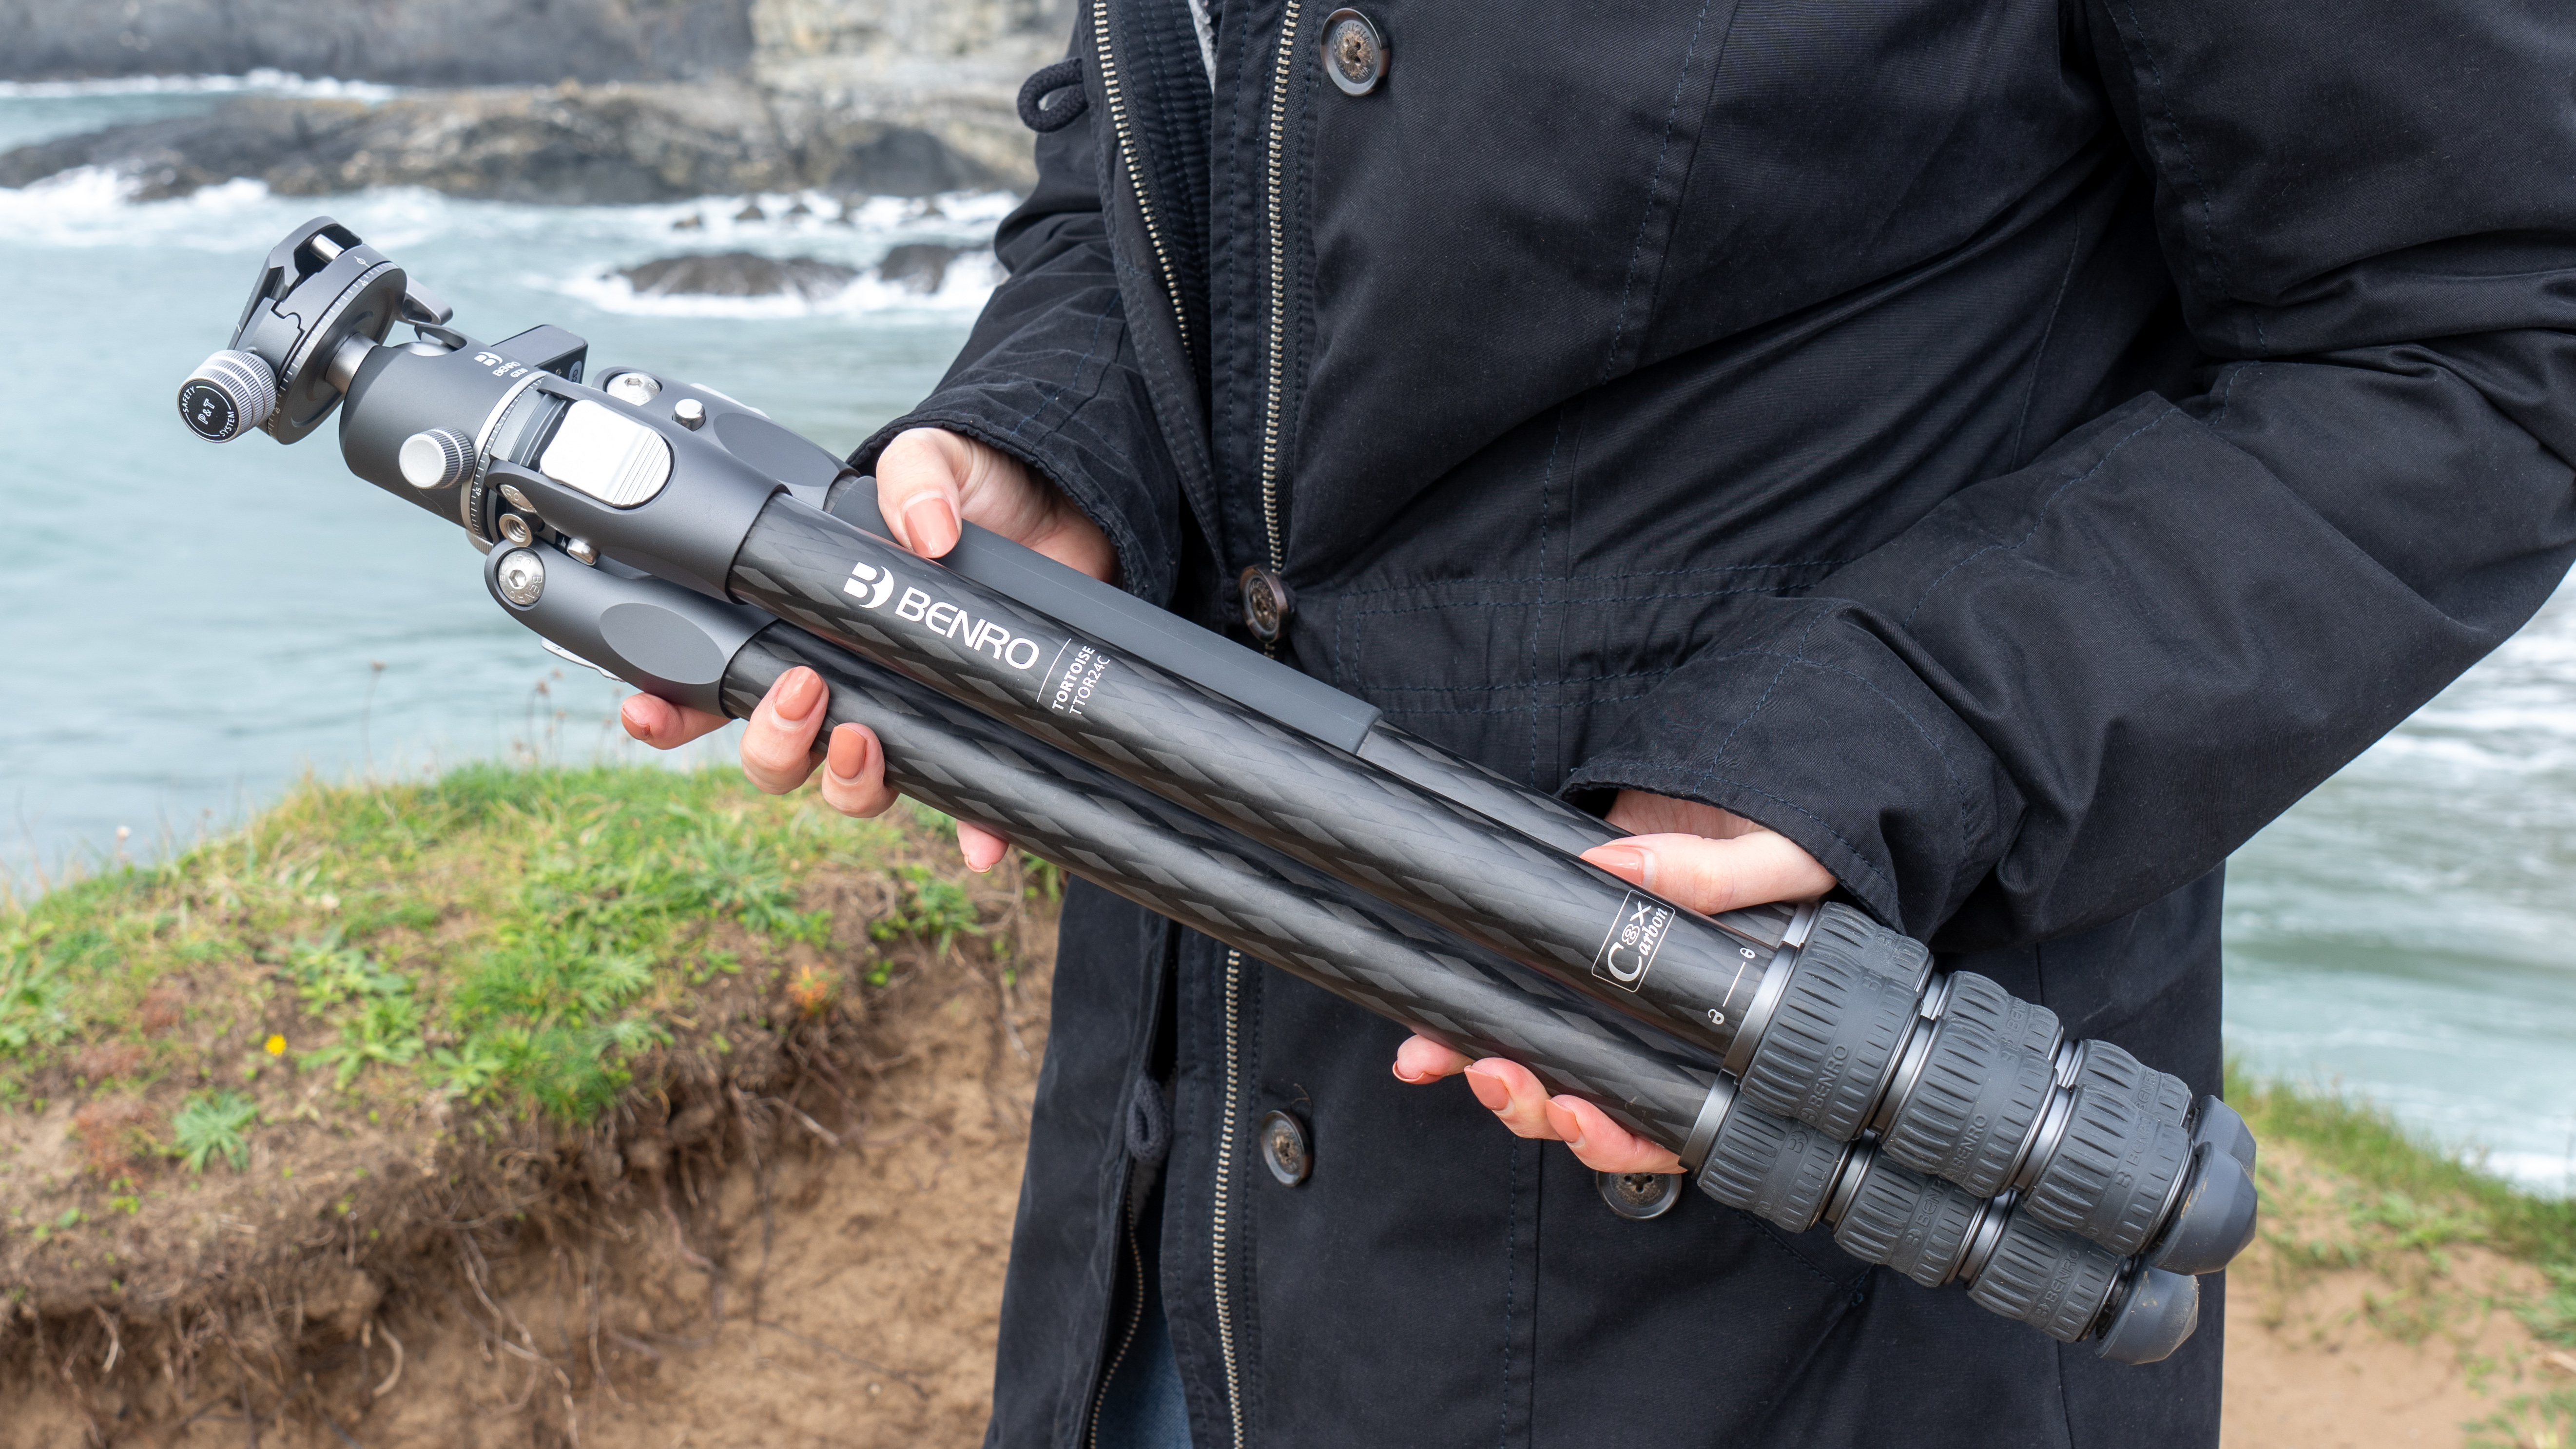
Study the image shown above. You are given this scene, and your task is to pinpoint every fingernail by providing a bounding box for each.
[1463,1064,1508,1111]
[901,493,960,557]
[1584,843,1654,889]
[1545,1098,1587,1149]
[1392,1063,1427,1084]
[775,668,822,723]
[824,726,868,782]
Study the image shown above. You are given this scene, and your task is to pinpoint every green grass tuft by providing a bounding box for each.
[170,1090,258,1172]
[2227,1061,2576,1277]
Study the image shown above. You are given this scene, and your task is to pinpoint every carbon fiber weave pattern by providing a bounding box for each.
[722,628,1724,1150]
[728,499,1777,1059]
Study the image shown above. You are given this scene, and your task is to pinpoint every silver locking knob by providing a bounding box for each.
[176,349,276,441]
[495,549,546,607]
[398,428,473,489]
[605,371,661,406]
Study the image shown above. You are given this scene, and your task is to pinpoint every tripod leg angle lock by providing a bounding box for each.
[179,218,2259,1364]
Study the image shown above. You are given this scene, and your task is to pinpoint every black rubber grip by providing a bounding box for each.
[1807,902,1935,988]
[1966,1213,2125,1343]
[2021,1050,2195,1256]
[1696,1105,1848,1231]
[1735,914,1919,1138]
[1879,1016,2056,1198]
[1936,970,2064,1060]
[1830,1158,1984,1288]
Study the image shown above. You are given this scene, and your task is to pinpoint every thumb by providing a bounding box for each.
[874,427,968,559]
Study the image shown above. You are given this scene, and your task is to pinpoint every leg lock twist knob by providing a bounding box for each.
[1735,913,1921,1139]
[2018,1044,2195,1256]
[1878,1015,2056,1198]
[1695,1103,1850,1232]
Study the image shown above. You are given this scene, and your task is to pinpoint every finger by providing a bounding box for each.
[620,693,730,751]
[1460,1057,1564,1141]
[957,820,1012,873]
[874,428,967,559]
[1581,830,1837,916]
[1391,1034,1474,1084]
[739,667,828,794]
[816,723,899,819]
[1543,1095,1684,1175]
[877,427,1118,582]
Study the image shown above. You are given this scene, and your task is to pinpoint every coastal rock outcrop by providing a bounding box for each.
[618,251,861,299]
[0,82,1017,202]
[0,0,752,86]
[0,0,1078,202]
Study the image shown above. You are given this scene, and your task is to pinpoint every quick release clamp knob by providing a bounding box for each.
[177,349,277,441]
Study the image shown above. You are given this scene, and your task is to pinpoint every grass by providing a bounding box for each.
[0,762,937,1143]
[2230,1062,2576,1275]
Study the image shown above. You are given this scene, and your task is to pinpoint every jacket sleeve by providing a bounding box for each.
[1564,0,2576,949]
[850,96,1189,605]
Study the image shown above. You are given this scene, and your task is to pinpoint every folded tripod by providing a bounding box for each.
[178,217,2260,1364]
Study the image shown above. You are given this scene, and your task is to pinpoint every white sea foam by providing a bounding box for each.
[0,176,1016,320]
[2484,1151,2576,1194]
[0,166,292,249]
[0,70,398,101]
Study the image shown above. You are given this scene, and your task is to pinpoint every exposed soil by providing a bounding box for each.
[0,871,1052,1449]
[2221,1143,2565,1449]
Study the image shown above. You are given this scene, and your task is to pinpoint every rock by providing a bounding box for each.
[0,0,753,86]
[735,198,767,221]
[877,241,987,294]
[617,251,858,299]
[0,82,1024,203]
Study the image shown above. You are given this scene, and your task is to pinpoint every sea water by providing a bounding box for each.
[2,81,2570,1189]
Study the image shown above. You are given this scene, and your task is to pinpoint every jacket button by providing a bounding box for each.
[1259,1109,1312,1185]
[1320,9,1388,97]
[1597,1169,1682,1220]
[1239,565,1292,643]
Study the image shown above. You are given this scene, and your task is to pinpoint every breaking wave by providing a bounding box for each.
[0,171,1014,314]
[0,70,399,100]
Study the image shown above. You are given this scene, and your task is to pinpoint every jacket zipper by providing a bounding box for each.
[1085,1182,1151,1449]
[1213,15,1305,1432]
[1211,948,1249,1446]
[1090,0,1192,354]
[1255,0,1306,575]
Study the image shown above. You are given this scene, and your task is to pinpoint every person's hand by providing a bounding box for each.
[619,427,1116,869]
[1390,790,1837,1173]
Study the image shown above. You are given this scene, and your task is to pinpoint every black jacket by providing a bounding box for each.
[855,0,2576,1442]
